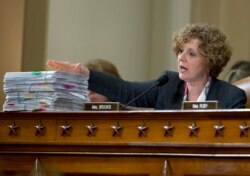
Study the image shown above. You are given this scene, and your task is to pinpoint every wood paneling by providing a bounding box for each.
[1,110,250,175]
[0,0,25,106]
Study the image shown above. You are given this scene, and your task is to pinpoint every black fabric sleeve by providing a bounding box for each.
[88,69,159,107]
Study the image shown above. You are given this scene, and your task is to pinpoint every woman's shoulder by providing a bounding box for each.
[212,78,246,94]
[211,78,247,108]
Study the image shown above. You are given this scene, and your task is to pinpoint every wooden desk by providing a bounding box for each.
[0,110,250,176]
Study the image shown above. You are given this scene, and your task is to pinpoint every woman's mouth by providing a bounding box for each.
[179,65,188,73]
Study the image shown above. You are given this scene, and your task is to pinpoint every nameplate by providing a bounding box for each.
[84,102,121,111]
[182,101,218,110]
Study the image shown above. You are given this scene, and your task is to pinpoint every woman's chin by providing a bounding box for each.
[178,74,186,81]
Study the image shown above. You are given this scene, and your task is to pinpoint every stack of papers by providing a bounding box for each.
[3,71,89,111]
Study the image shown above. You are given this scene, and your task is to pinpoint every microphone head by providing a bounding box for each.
[156,74,169,86]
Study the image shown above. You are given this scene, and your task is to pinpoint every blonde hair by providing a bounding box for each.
[225,60,250,83]
[85,58,121,78]
[172,23,232,77]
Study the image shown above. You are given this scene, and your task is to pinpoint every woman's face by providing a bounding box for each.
[88,91,110,102]
[177,38,209,83]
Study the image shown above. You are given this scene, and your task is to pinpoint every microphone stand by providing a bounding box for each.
[121,84,158,110]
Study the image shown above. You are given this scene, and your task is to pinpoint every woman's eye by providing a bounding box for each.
[189,52,196,57]
[178,49,184,54]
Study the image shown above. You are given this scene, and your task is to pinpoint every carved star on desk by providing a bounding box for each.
[162,121,174,137]
[60,121,72,136]
[214,121,224,137]
[8,121,20,136]
[188,122,199,137]
[111,121,122,136]
[239,121,249,137]
[35,121,46,136]
[137,122,148,137]
[86,121,97,136]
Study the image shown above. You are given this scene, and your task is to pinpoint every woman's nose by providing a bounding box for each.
[178,52,186,62]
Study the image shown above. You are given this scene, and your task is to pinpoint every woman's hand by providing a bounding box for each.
[47,59,90,76]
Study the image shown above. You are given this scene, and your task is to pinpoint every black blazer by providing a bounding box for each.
[88,70,247,109]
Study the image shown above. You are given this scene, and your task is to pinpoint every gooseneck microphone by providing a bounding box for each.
[121,74,169,110]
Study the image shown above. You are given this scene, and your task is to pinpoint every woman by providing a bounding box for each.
[85,58,121,102]
[47,23,247,109]
[224,60,250,83]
